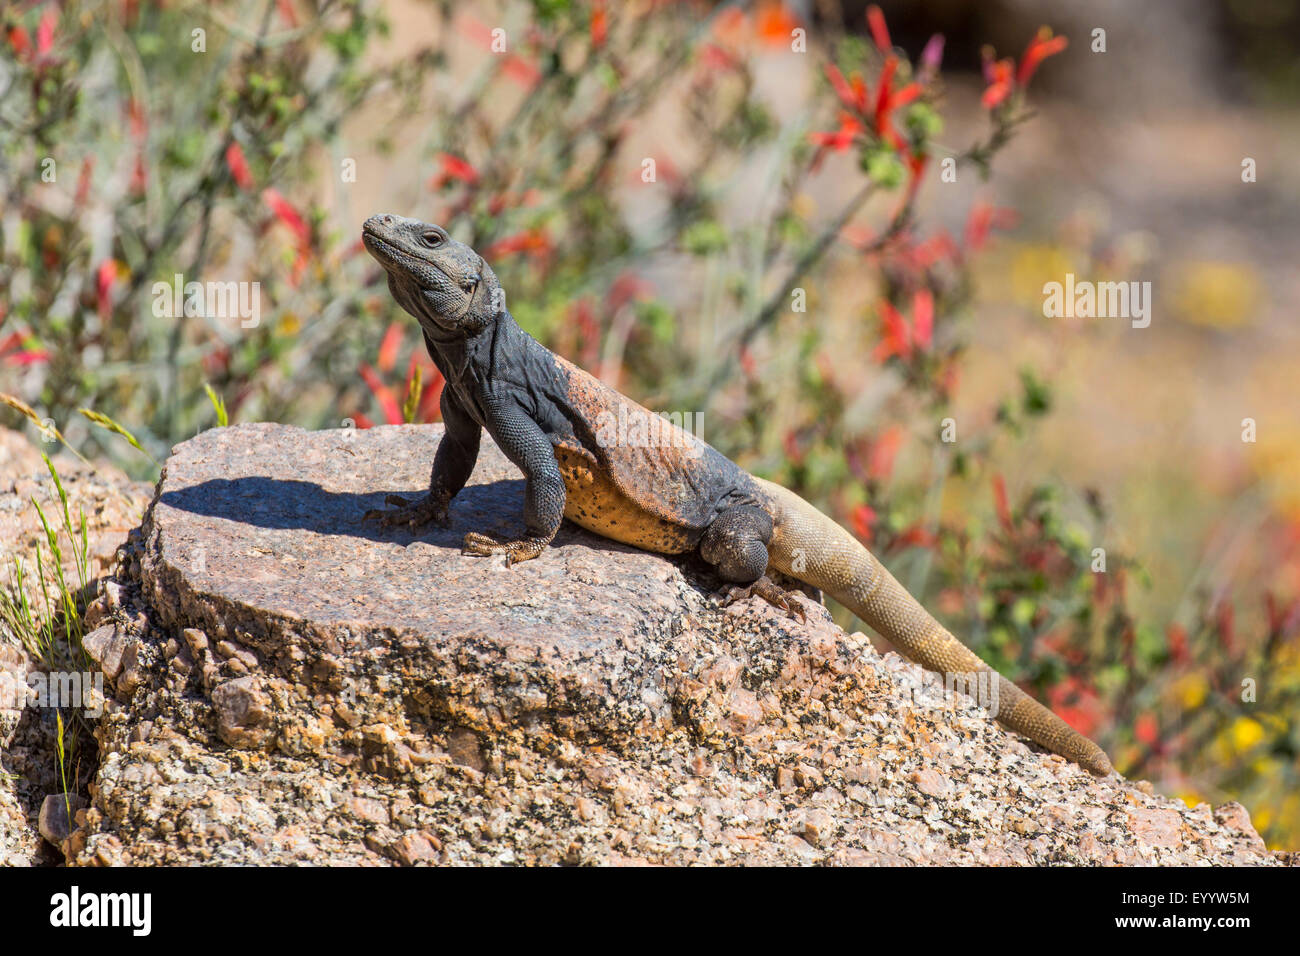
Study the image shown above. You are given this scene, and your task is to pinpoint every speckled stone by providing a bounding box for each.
[0,428,153,866]
[62,423,1288,866]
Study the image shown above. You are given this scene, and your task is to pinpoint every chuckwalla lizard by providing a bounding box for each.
[360,213,1113,776]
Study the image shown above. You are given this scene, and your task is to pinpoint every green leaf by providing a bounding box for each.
[680,220,729,256]
[862,146,905,189]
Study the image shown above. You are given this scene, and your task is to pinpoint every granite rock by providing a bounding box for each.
[0,429,153,866]
[28,422,1283,866]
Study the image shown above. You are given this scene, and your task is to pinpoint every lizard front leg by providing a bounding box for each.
[364,390,481,529]
[700,506,806,623]
[461,398,565,565]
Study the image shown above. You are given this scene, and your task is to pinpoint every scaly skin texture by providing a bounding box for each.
[361,214,1114,776]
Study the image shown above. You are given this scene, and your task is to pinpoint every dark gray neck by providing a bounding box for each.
[420,307,527,391]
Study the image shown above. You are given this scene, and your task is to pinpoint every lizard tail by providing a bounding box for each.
[755,478,1113,776]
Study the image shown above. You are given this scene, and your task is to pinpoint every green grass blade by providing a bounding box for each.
[78,408,160,466]
[0,392,94,468]
[402,365,423,424]
[204,384,229,427]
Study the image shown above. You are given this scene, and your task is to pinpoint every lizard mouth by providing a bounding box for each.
[363,229,478,320]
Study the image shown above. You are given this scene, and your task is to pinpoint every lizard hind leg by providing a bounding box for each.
[700,507,806,624]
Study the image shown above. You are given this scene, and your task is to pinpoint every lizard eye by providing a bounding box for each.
[421,231,442,247]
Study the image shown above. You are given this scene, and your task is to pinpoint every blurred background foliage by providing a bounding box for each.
[2,0,1298,848]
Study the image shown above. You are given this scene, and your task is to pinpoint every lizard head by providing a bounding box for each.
[362,214,501,336]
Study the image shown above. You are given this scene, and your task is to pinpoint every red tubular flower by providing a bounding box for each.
[981,57,1014,109]
[457,14,540,87]
[590,0,607,48]
[225,143,253,191]
[1166,624,1189,665]
[431,153,479,190]
[901,151,928,207]
[981,28,1068,109]
[874,56,896,129]
[868,426,904,480]
[96,260,117,319]
[757,1,798,46]
[963,201,1018,252]
[809,111,863,151]
[0,331,49,366]
[262,188,311,246]
[904,231,958,269]
[377,322,404,373]
[872,300,912,362]
[894,524,937,550]
[358,362,404,426]
[712,7,747,46]
[911,288,933,350]
[1047,677,1100,737]
[738,345,757,379]
[74,157,95,206]
[870,57,920,153]
[865,4,891,54]
[485,228,551,260]
[417,366,446,423]
[851,504,877,542]
[782,429,805,466]
[571,299,601,368]
[825,64,869,115]
[263,189,314,283]
[1134,713,1160,747]
[7,26,30,58]
[992,474,1013,532]
[1017,27,1068,88]
[698,43,740,73]
[36,6,55,57]
[276,0,300,27]
[871,293,934,362]
[502,55,541,88]
[605,273,653,312]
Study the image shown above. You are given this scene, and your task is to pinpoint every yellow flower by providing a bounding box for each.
[1230,716,1265,752]
[1176,673,1209,710]
[1007,243,1076,309]
[1247,423,1300,519]
[1166,260,1261,329]
[278,312,301,336]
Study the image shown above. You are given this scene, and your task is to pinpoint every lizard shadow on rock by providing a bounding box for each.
[157,476,659,559]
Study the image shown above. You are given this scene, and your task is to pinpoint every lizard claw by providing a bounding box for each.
[363,493,449,530]
[712,574,807,624]
[461,532,549,566]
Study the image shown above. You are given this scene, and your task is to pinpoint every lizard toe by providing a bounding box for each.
[713,575,807,624]
[363,494,448,529]
[462,532,548,565]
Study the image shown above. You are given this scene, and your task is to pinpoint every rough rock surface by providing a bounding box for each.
[0,429,152,865]
[44,422,1282,865]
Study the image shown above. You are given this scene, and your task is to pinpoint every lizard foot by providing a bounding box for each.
[461,532,548,566]
[712,574,807,624]
[362,493,449,530]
